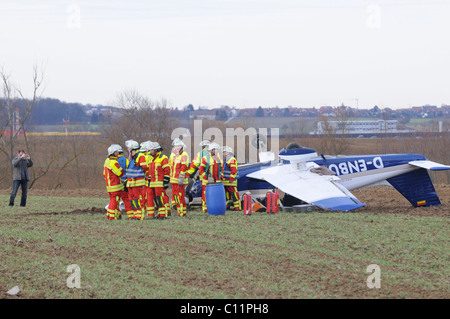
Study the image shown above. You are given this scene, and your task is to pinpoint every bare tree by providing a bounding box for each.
[0,66,44,170]
[317,107,349,155]
[103,90,174,149]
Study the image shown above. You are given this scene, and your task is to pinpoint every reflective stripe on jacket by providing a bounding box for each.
[149,152,170,188]
[126,152,147,187]
[169,151,189,184]
[104,156,125,192]
[144,153,154,180]
[199,153,223,185]
[223,155,239,186]
[186,148,209,177]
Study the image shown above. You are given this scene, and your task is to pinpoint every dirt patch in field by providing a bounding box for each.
[352,184,450,218]
[28,206,106,216]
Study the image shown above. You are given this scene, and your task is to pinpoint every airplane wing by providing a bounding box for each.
[409,160,450,171]
[246,163,365,212]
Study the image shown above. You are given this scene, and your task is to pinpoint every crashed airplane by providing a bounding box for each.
[188,143,450,212]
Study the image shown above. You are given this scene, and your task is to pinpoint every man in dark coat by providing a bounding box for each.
[9,150,33,207]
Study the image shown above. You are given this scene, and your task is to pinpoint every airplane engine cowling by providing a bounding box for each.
[278,147,318,163]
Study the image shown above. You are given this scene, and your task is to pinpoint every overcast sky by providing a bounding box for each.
[1,0,449,109]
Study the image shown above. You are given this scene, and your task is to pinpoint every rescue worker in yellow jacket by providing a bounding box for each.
[103,144,133,220]
[140,141,153,217]
[169,138,189,216]
[169,139,177,211]
[125,140,149,220]
[147,142,171,219]
[186,139,210,180]
[196,142,223,213]
[116,144,134,219]
[222,145,241,211]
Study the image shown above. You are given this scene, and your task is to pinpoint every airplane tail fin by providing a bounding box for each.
[387,168,441,207]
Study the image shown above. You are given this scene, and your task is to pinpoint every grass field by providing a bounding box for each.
[0,194,448,299]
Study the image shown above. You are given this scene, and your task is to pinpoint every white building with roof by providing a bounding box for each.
[316,120,399,135]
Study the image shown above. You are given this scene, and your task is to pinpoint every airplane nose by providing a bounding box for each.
[278,147,317,156]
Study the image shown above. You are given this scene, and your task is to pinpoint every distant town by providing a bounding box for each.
[29,98,450,124]
[4,97,449,136]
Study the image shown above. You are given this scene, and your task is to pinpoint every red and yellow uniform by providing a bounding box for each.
[198,153,223,213]
[126,151,149,220]
[223,155,241,211]
[186,147,209,178]
[103,155,132,220]
[170,149,189,216]
[116,153,134,219]
[147,151,170,218]
[144,151,153,216]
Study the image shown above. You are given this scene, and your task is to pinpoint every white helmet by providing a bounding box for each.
[125,140,133,149]
[208,142,220,152]
[108,144,122,156]
[125,140,139,150]
[140,140,152,152]
[172,138,186,149]
[199,139,210,147]
[149,141,161,150]
[222,145,233,154]
[172,138,181,146]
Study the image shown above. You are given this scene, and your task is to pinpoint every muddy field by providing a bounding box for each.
[347,184,450,218]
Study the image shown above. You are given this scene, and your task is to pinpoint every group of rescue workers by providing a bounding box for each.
[103,138,241,220]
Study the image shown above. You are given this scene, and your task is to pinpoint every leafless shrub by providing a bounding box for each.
[102,90,174,151]
[317,110,349,156]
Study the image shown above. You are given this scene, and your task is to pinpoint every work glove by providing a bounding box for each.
[177,175,184,186]
[163,176,170,189]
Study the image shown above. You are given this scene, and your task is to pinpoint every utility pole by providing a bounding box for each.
[63,118,70,138]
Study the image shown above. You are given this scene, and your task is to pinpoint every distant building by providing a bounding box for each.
[316,119,400,135]
[189,110,216,121]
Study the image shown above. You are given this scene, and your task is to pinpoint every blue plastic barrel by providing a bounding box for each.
[205,182,226,215]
